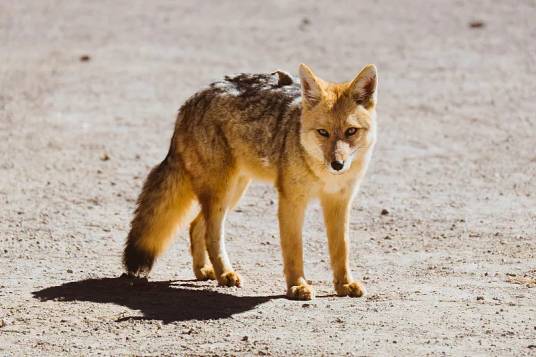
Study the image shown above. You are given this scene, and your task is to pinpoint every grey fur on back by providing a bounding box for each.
[176,71,305,165]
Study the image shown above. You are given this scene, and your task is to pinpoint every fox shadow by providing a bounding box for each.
[32,276,282,324]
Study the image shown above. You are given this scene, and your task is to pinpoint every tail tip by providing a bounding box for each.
[122,242,155,277]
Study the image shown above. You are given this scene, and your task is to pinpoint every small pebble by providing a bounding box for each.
[469,21,485,28]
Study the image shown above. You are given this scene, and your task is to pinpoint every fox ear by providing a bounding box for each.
[299,63,323,108]
[349,64,378,108]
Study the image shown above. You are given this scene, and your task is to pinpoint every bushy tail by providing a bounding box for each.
[123,156,194,276]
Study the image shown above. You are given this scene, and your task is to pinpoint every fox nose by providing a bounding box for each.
[330,160,344,171]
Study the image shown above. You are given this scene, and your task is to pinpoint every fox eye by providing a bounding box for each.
[345,127,358,137]
[317,129,330,138]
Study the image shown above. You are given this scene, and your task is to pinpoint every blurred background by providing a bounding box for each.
[1,1,535,355]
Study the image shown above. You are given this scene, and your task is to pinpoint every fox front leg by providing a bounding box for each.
[277,193,314,300]
[320,193,366,297]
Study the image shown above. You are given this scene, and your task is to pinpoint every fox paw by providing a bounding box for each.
[218,271,241,287]
[287,284,315,300]
[193,265,216,281]
[335,281,366,297]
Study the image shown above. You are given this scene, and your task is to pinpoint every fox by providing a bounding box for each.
[123,63,378,300]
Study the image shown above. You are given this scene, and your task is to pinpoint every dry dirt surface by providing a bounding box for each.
[1,1,535,356]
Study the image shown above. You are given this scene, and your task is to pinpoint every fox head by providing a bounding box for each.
[298,64,378,175]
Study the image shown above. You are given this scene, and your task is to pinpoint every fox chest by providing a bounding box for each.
[321,176,355,194]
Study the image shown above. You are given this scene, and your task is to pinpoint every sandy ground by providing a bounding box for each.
[1,1,535,355]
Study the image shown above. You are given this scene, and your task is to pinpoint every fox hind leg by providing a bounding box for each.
[195,174,248,287]
[189,215,214,280]
[189,176,250,281]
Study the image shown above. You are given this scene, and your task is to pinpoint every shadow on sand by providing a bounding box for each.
[32,276,282,323]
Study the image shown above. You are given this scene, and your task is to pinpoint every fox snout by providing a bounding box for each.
[326,140,353,174]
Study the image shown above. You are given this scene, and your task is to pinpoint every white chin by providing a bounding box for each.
[328,168,347,175]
